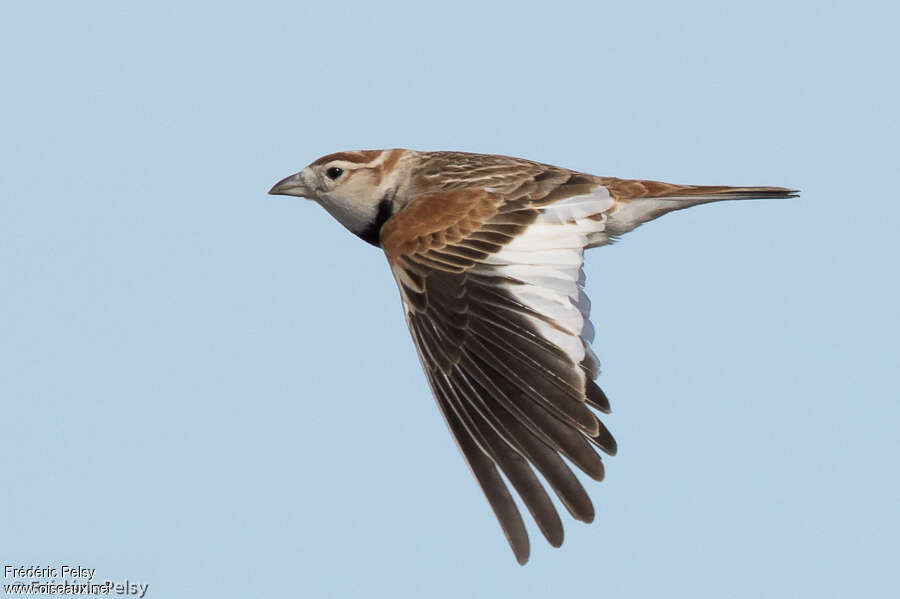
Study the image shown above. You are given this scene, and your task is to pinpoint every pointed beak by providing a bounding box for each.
[268,172,311,198]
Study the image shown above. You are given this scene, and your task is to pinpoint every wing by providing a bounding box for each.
[380,167,618,564]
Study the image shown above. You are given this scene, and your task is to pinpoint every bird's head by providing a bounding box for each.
[269,149,412,246]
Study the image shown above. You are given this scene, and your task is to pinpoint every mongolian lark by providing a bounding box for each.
[269,149,796,564]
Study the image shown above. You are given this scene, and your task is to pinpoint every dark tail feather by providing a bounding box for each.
[657,185,799,201]
[604,181,798,237]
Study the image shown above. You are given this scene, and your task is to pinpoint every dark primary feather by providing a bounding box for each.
[405,274,610,560]
[378,152,795,563]
[269,147,797,563]
[385,176,616,562]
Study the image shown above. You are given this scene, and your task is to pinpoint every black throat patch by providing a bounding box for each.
[357,193,394,247]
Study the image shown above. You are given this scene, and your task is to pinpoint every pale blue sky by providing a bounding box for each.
[2,1,898,597]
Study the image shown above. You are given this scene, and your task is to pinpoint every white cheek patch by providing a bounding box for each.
[315,169,389,237]
[317,195,374,235]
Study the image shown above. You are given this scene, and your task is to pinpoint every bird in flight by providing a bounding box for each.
[269,149,796,564]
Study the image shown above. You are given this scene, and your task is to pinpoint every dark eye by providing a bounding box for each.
[326,167,344,180]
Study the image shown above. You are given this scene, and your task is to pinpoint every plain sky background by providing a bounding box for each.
[2,1,898,597]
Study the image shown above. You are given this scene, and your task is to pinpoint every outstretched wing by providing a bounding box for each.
[380,167,618,564]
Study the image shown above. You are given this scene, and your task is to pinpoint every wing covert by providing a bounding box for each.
[382,165,618,563]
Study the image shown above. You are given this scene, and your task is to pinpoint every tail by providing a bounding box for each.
[601,178,798,238]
